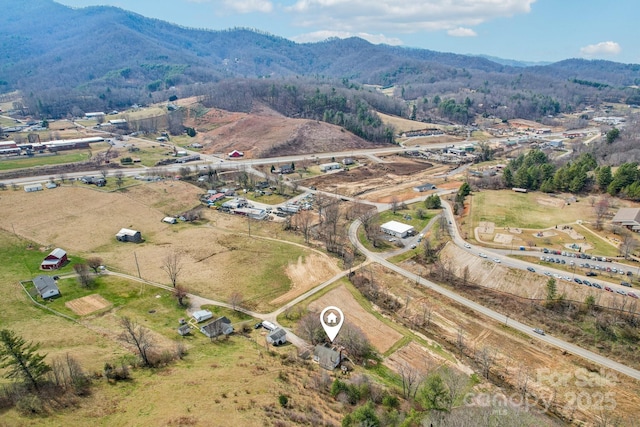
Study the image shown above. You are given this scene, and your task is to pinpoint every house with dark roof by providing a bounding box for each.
[266,327,287,346]
[33,275,60,299]
[200,316,233,339]
[40,248,68,270]
[413,183,437,192]
[313,345,343,370]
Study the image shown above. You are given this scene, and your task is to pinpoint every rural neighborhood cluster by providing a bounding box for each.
[2,2,640,427]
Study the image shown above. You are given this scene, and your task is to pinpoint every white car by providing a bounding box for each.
[464,243,471,249]
[478,253,488,258]
[493,258,501,263]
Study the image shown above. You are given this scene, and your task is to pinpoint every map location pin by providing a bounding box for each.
[320,306,344,343]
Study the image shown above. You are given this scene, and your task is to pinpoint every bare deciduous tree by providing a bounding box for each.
[87,257,102,273]
[119,317,155,367]
[476,346,497,379]
[74,263,92,288]
[173,284,189,307]
[114,170,125,189]
[398,362,423,400]
[162,251,183,288]
[294,210,314,243]
[296,312,324,344]
[229,291,243,311]
[594,198,610,230]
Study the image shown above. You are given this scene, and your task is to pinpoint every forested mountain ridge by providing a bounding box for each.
[2,0,640,119]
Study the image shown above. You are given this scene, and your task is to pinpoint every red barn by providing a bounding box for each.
[40,248,68,270]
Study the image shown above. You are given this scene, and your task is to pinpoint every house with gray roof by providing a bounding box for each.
[266,327,287,346]
[612,208,640,232]
[200,316,233,339]
[33,275,60,299]
[313,345,343,370]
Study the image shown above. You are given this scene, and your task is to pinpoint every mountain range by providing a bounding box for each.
[2,0,640,118]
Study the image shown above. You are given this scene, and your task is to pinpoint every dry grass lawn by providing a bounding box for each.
[0,183,340,312]
[308,285,403,353]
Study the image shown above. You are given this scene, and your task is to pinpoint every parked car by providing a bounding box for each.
[621,282,632,287]
[464,243,471,249]
[544,271,551,276]
[410,243,417,249]
[605,286,613,292]
[628,292,638,299]
[478,253,488,258]
[574,278,582,284]
[533,328,545,335]
[586,271,597,277]
[616,289,627,295]
[592,283,602,289]
[254,322,263,329]
[493,258,501,263]
[527,267,536,272]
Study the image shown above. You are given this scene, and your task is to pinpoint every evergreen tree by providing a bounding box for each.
[596,166,613,192]
[0,329,51,390]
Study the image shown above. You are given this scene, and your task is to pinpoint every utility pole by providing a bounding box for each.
[134,252,141,279]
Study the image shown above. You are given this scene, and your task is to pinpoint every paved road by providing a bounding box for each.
[348,212,640,381]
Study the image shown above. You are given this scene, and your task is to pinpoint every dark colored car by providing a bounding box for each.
[586,271,597,277]
[254,322,263,329]
[621,282,632,288]
[527,267,535,272]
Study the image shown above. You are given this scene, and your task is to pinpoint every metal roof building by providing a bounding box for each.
[380,220,415,238]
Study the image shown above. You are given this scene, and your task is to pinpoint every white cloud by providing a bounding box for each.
[580,41,621,57]
[286,0,535,33]
[292,30,403,45]
[222,0,273,13]
[185,0,273,13]
[447,27,477,37]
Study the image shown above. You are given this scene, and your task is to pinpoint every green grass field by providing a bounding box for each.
[0,152,91,171]
[470,190,588,229]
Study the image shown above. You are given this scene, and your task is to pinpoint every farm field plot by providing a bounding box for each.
[65,294,111,315]
[469,190,588,229]
[0,182,339,311]
[308,284,403,353]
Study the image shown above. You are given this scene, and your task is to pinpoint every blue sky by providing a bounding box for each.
[55,0,638,64]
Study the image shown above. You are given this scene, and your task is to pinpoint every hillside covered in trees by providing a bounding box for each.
[2,0,640,124]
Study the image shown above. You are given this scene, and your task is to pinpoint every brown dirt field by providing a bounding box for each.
[304,156,458,203]
[385,341,472,376]
[192,103,374,158]
[65,294,111,315]
[270,254,341,306]
[308,285,403,353]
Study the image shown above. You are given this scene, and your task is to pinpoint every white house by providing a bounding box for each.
[380,220,415,238]
[24,183,43,192]
[319,162,341,172]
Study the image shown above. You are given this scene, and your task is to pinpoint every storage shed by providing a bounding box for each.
[192,309,213,323]
[380,220,415,238]
[115,228,142,243]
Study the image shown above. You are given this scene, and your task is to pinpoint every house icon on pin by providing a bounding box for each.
[326,311,338,325]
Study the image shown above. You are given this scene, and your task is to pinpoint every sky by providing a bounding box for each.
[55,0,638,64]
